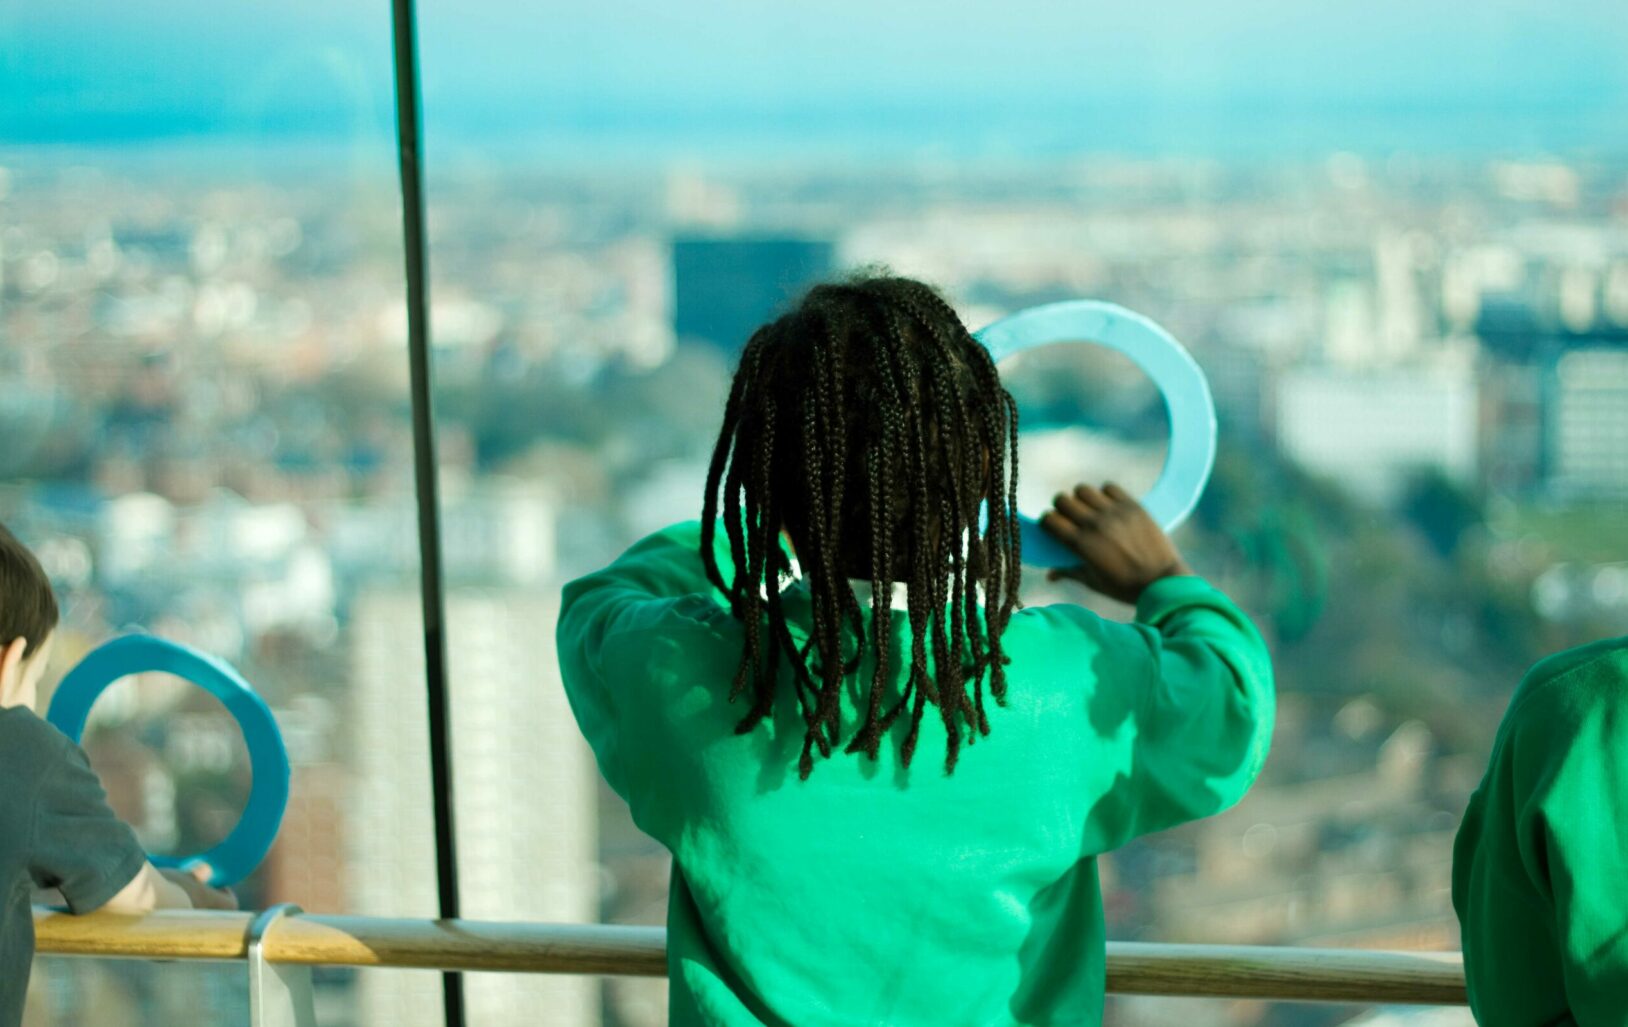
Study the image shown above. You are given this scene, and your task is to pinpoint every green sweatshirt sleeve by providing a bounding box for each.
[557,520,733,800]
[1081,575,1276,854]
[1453,650,1628,1026]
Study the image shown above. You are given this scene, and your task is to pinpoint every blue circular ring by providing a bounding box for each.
[975,300,1218,569]
[46,635,290,888]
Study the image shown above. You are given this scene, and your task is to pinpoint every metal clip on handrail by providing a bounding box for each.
[247,903,315,1027]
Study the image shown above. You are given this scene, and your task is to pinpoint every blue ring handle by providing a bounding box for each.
[46,635,290,888]
[974,300,1218,569]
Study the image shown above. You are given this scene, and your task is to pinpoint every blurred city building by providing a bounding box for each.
[1273,367,1479,505]
[672,236,835,355]
[1546,348,1628,498]
[349,583,599,1027]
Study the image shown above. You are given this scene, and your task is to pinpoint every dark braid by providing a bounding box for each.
[700,273,1021,778]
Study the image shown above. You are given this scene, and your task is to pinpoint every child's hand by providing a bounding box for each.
[159,864,238,911]
[1040,483,1193,605]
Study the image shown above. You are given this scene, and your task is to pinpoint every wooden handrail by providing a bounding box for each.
[33,909,1466,1004]
[33,910,667,977]
[1105,942,1463,1004]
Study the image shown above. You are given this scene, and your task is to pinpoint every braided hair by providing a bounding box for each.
[701,274,1021,779]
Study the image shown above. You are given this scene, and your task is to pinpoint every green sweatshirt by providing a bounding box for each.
[558,521,1274,1026]
[1453,636,1628,1026]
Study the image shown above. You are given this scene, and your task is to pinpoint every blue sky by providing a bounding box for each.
[3,0,1627,156]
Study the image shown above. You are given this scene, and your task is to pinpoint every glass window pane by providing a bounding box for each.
[405,3,1623,1026]
[3,3,441,1025]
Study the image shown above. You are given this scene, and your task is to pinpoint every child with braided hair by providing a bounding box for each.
[558,273,1274,1026]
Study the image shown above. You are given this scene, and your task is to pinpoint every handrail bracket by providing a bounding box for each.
[248,903,315,1027]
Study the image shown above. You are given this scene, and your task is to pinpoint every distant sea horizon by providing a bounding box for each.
[4,95,1628,177]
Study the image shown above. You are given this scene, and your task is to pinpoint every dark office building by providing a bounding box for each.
[1475,294,1628,363]
[672,236,836,354]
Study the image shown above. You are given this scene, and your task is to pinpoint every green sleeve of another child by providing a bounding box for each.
[1453,648,1628,1026]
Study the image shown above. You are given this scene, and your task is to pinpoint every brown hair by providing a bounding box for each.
[0,520,60,657]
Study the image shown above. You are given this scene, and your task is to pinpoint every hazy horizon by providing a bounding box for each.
[4,1,1628,160]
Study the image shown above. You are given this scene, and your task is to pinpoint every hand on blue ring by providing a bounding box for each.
[973,301,1217,570]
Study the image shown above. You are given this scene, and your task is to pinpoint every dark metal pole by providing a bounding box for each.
[387,0,465,1023]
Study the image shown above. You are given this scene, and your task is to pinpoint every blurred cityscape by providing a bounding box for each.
[4,148,1627,1027]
